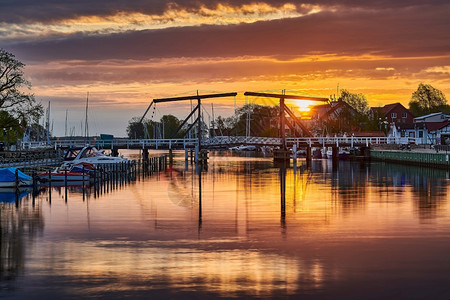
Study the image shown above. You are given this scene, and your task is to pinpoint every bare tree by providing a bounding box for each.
[0,49,43,128]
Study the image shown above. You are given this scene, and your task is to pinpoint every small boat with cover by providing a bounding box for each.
[0,167,32,187]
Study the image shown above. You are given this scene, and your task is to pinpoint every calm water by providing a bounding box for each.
[1,152,450,299]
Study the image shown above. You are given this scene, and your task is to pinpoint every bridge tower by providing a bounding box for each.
[140,92,237,164]
[244,91,328,162]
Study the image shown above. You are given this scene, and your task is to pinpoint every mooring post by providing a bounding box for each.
[15,168,19,190]
[82,166,85,186]
[169,149,173,166]
[332,146,339,162]
[64,168,68,203]
[82,167,85,201]
[293,143,297,162]
[195,145,199,163]
[32,170,37,195]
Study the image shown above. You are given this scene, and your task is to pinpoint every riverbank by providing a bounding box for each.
[371,144,450,168]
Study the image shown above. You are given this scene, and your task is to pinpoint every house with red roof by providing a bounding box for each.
[371,102,415,124]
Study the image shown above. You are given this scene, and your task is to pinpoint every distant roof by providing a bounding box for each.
[414,112,450,120]
[371,103,411,116]
[425,121,450,131]
[310,100,353,119]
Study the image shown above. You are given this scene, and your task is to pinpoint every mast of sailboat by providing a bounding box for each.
[65,109,68,137]
[211,103,215,138]
[85,92,89,142]
[46,101,51,143]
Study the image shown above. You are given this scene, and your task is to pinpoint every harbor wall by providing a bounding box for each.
[371,149,450,168]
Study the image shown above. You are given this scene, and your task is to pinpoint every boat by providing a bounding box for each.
[62,146,127,167]
[37,163,94,182]
[37,169,91,182]
[312,147,322,159]
[339,147,351,160]
[229,145,257,152]
[0,167,33,187]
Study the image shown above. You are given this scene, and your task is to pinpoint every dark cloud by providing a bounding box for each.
[6,4,450,62]
[1,0,447,24]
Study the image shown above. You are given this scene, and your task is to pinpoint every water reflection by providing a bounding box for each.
[1,154,450,299]
[0,192,43,285]
[369,162,449,221]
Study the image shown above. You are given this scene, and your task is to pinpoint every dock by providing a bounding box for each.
[371,145,450,168]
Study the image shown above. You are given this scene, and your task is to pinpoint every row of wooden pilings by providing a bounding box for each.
[143,147,208,166]
[13,155,169,205]
[274,145,344,163]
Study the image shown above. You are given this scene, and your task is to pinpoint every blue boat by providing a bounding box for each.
[0,167,33,187]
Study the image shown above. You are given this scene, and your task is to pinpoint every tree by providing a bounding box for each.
[408,83,448,116]
[126,117,145,139]
[335,89,372,131]
[233,104,279,137]
[127,114,182,139]
[0,110,21,143]
[160,114,181,138]
[0,49,43,130]
[339,89,370,115]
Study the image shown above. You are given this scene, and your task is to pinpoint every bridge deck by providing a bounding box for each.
[23,136,419,150]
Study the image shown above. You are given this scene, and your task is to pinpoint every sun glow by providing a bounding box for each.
[291,100,323,114]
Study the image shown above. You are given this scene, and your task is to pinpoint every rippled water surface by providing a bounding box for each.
[1,151,450,299]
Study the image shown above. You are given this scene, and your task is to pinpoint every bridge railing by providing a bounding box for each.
[21,135,423,150]
[286,136,421,147]
[203,136,281,146]
[27,138,199,149]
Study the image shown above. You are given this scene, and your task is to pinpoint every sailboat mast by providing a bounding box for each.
[85,92,89,141]
[65,109,68,137]
[46,101,51,143]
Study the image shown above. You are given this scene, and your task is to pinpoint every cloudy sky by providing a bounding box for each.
[2,0,449,136]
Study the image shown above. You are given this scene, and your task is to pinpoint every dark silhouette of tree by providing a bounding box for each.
[408,83,449,116]
[160,114,181,138]
[126,117,145,139]
[0,49,43,131]
[339,89,369,115]
[127,115,182,139]
[233,104,278,136]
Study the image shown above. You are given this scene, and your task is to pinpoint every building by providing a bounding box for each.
[371,103,415,124]
[411,113,450,144]
[413,112,450,124]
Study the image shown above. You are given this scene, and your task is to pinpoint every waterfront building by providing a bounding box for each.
[371,102,415,124]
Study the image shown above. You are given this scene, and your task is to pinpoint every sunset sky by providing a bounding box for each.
[2,0,449,136]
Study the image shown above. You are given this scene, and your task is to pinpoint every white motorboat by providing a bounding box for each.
[63,146,127,167]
